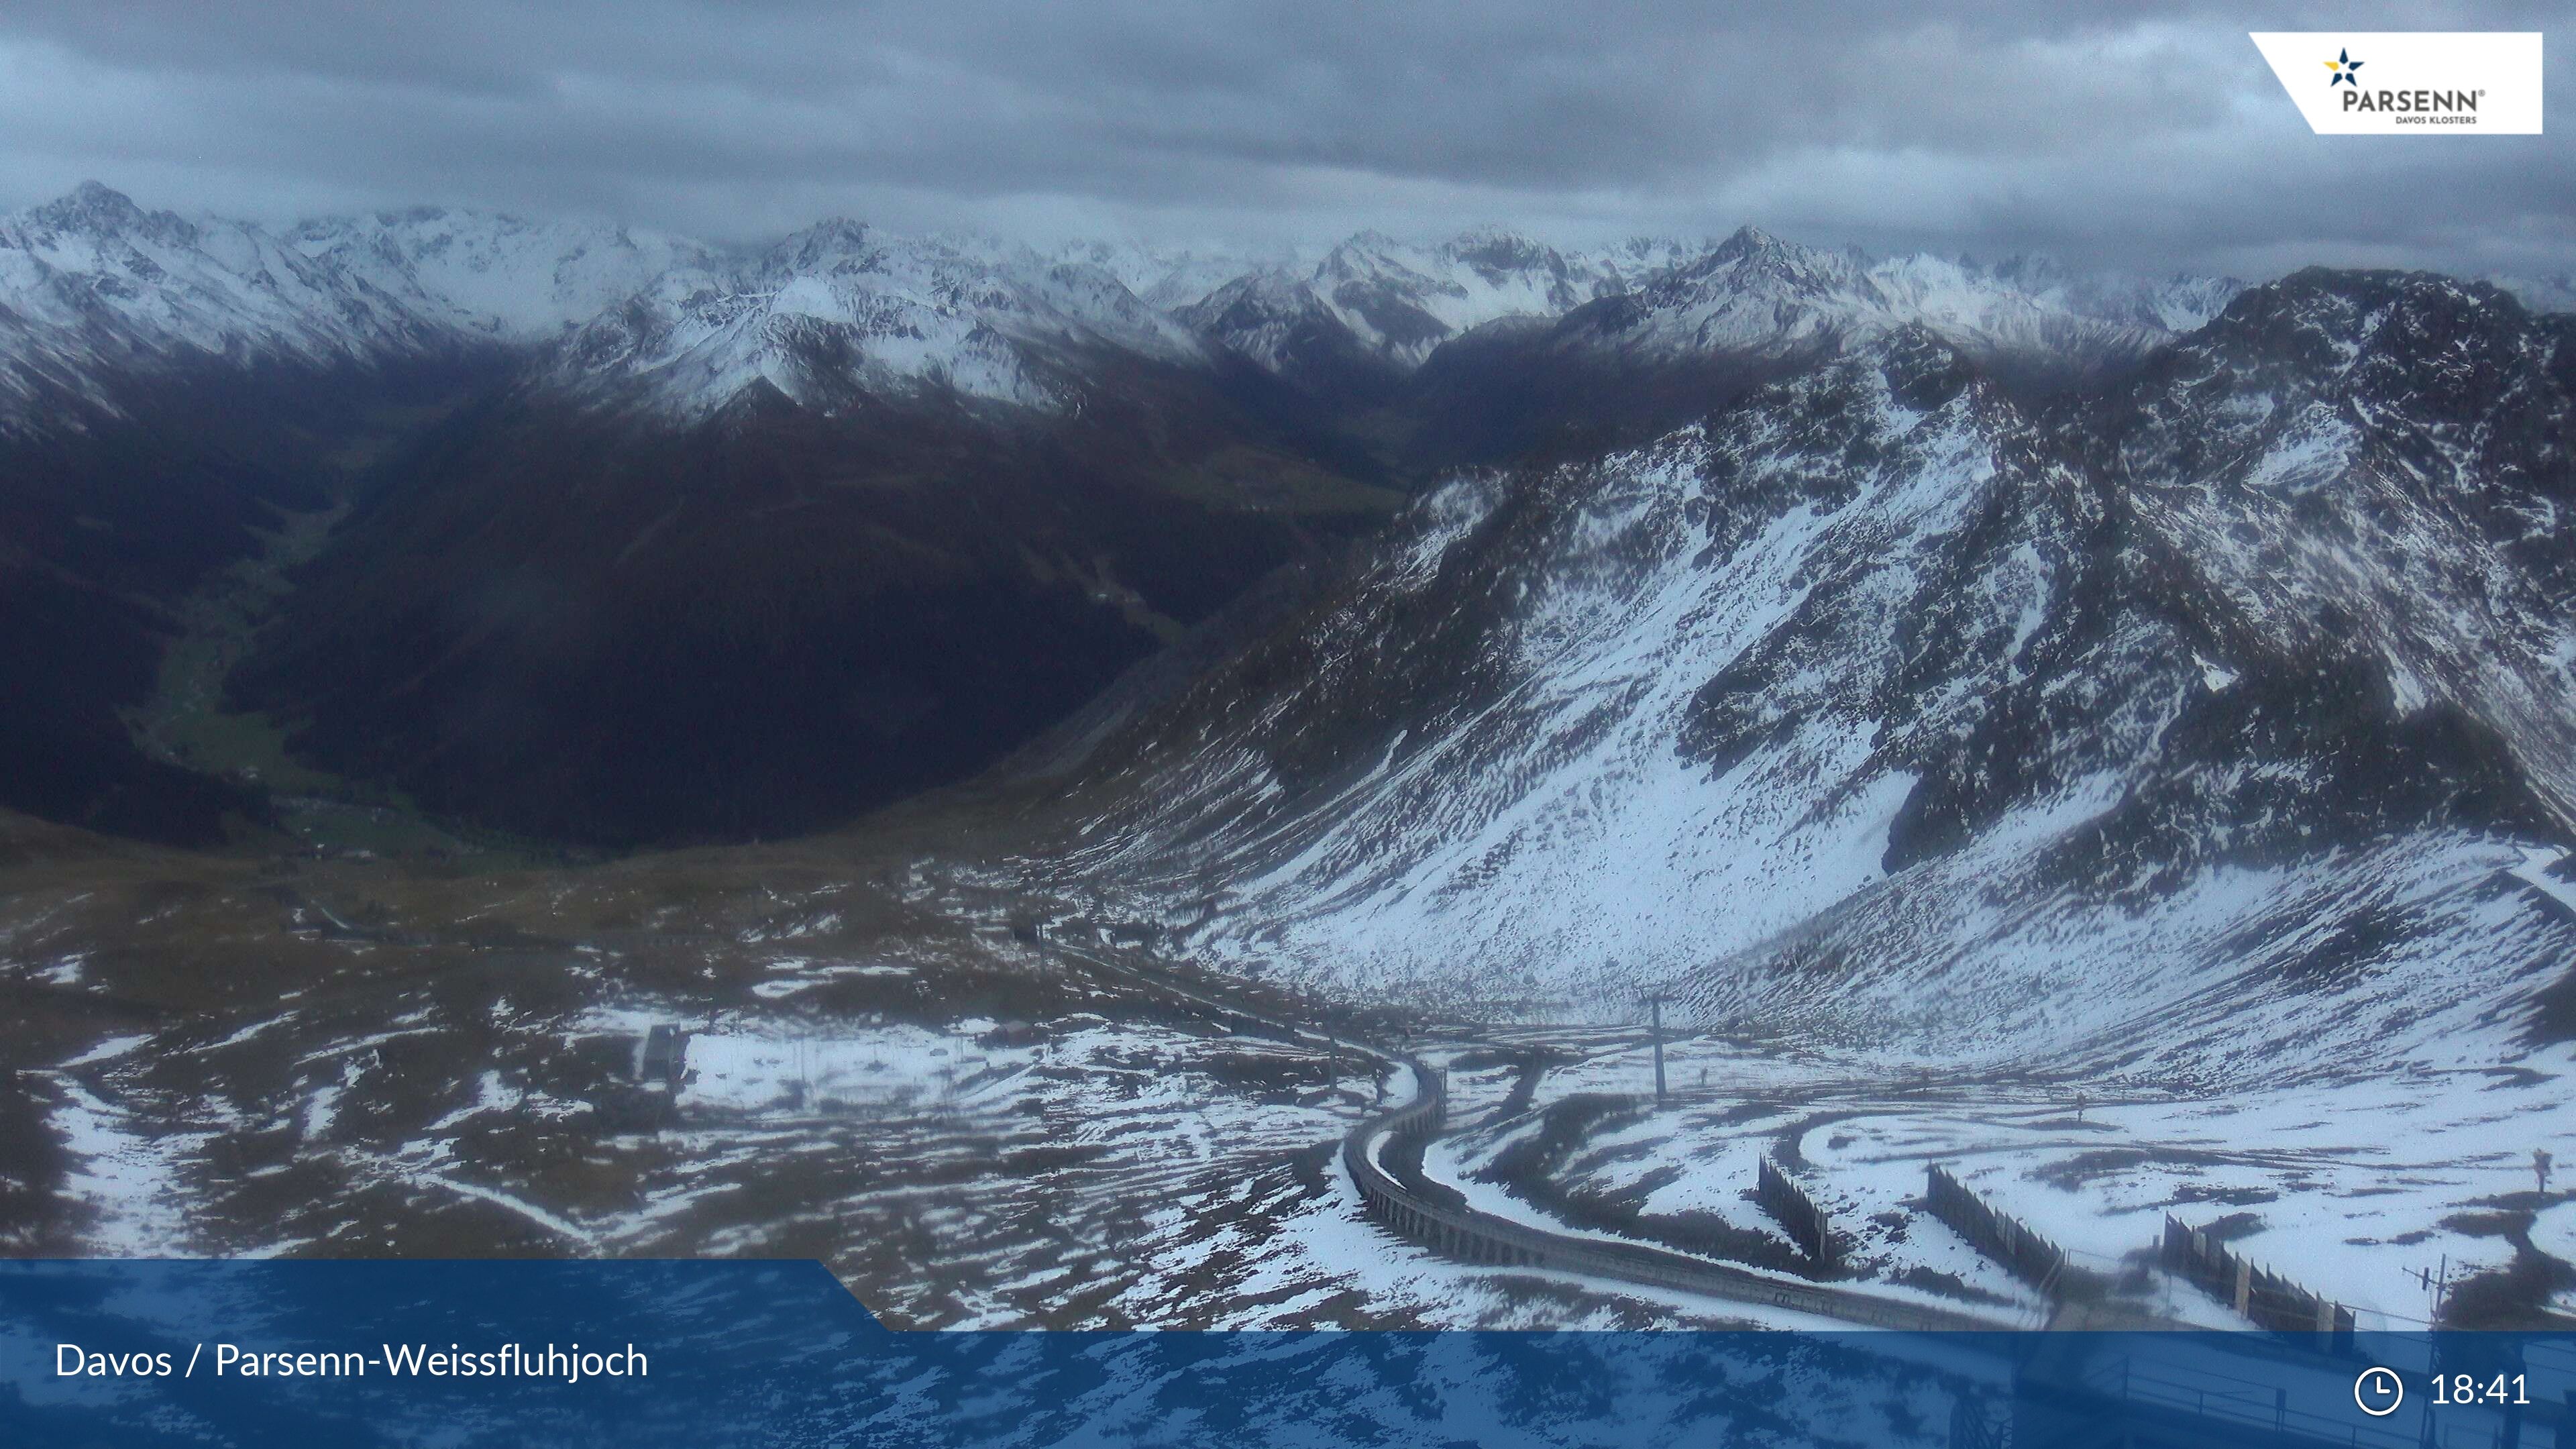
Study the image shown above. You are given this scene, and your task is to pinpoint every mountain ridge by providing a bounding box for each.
[1,181,2262,433]
[13,179,2572,861]
[998,268,2576,1089]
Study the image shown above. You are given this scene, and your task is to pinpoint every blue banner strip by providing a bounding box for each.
[3,1260,2568,1447]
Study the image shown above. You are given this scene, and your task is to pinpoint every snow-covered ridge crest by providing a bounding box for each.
[1037,284,2576,1092]
[284,206,717,341]
[1056,329,2045,1016]
[0,183,1218,428]
[553,219,1208,415]
[0,181,2249,430]
[1176,228,1704,378]
[0,182,706,433]
[0,182,439,427]
[11,180,2543,437]
[1548,225,2242,378]
[1174,221,2249,391]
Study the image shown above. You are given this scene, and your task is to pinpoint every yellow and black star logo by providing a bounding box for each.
[2324,48,2364,87]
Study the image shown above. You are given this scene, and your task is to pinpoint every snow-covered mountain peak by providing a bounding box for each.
[1668,225,1872,301]
[0,183,451,431]
[2182,264,2524,378]
[0,184,763,433]
[1917,250,2245,337]
[1030,237,1315,312]
[1705,223,1798,267]
[1180,226,1707,386]
[550,222,1209,417]
[286,206,718,341]
[0,183,1246,426]
[1540,229,2247,391]
[0,182,2358,441]
[759,217,879,276]
[1326,227,1407,259]
[2097,265,2576,824]
[1442,226,1560,274]
[23,181,195,248]
[1034,255,2575,1100]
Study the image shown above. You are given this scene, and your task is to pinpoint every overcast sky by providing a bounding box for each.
[0,2,2567,280]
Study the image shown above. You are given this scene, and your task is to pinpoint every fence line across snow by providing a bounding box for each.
[2161,1216,2357,1343]
[1756,1157,1841,1268]
[1924,1164,2071,1297]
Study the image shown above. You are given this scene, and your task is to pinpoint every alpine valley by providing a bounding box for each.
[4,183,2573,1340]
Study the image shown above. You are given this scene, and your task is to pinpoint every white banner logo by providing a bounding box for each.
[2249,32,2542,134]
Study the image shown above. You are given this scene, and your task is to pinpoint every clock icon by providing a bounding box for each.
[2355,1366,2404,1417]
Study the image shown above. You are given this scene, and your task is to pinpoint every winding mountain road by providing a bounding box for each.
[1049,937,2017,1330]
[1338,1056,2020,1331]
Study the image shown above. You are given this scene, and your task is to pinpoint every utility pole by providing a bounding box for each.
[1644,993,1668,1106]
[2409,1255,2451,1324]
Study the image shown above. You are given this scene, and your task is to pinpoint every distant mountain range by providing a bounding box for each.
[1,181,2565,855]
[2,181,2253,433]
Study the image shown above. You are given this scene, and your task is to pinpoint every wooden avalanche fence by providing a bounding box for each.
[2162,1217,2357,1342]
[1925,1164,2070,1296]
[1756,1158,1841,1268]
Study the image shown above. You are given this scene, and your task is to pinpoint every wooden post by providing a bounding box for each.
[1651,996,1666,1104]
[2233,1257,2252,1317]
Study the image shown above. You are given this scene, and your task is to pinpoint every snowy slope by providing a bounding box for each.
[1037,273,2576,1093]
[0,184,2245,435]
[2104,270,2576,822]
[0,184,1236,429]
[1306,229,1697,368]
[0,183,724,432]
[0,182,441,427]
[1179,229,1698,381]
[1547,227,2239,383]
[1177,222,2241,402]
[553,219,1205,415]
[286,207,716,341]
[998,278,2575,1326]
[1034,237,1315,311]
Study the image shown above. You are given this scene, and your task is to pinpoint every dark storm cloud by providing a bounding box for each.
[0,1,2567,278]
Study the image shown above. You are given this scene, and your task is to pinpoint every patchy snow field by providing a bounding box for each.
[1412,1028,2576,1329]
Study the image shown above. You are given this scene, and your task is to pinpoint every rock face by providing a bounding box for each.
[1029,271,2576,1086]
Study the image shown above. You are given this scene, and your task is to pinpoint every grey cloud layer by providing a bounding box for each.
[0,1,2567,278]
